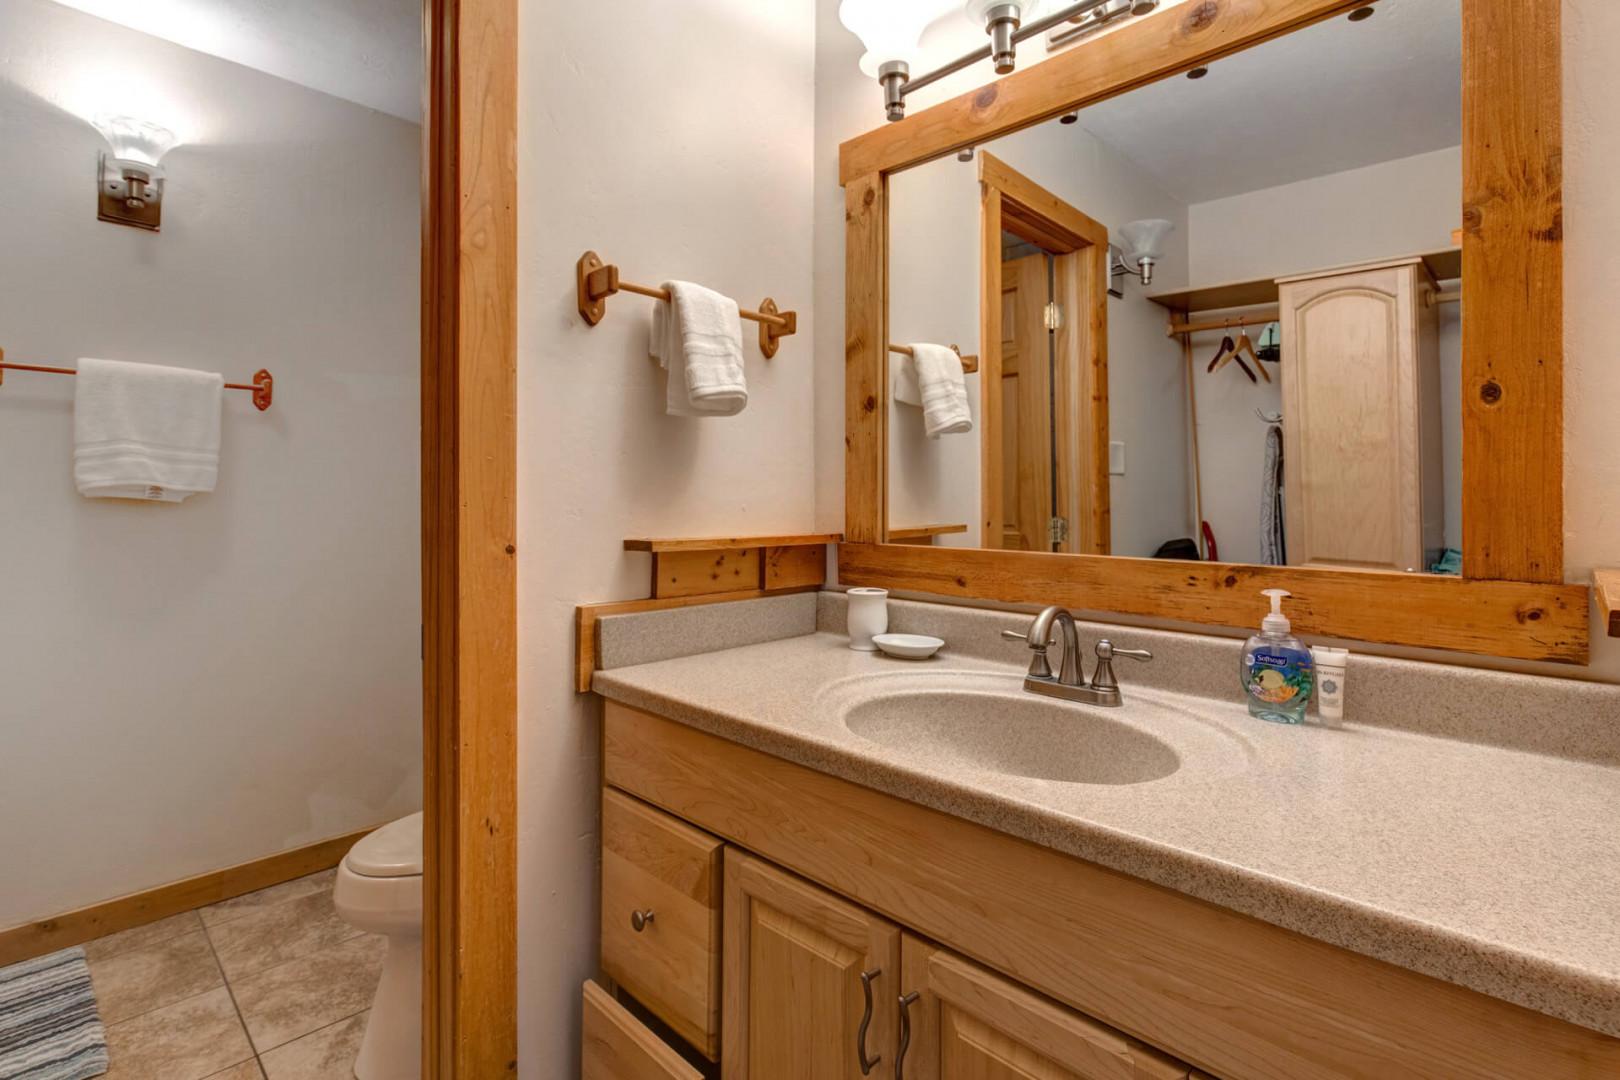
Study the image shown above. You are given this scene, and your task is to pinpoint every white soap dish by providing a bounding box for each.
[872,633,945,660]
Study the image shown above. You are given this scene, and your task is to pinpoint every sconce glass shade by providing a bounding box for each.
[92,115,178,168]
[964,0,1042,22]
[1119,218,1175,262]
[840,0,940,77]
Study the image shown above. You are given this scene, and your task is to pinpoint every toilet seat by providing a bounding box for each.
[345,810,424,878]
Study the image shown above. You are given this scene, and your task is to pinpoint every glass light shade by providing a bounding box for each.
[92,114,179,167]
[963,0,1041,24]
[840,0,940,78]
[1118,218,1175,261]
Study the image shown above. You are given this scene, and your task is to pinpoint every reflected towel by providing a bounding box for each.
[900,344,972,438]
[73,358,223,502]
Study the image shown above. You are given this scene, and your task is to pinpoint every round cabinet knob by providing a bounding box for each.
[630,909,655,933]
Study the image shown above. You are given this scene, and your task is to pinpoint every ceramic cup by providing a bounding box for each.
[846,587,890,652]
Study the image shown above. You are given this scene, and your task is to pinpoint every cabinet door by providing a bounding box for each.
[896,935,1190,1080]
[1278,259,1439,572]
[722,849,901,1079]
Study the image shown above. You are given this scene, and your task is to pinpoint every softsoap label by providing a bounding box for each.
[1245,647,1314,706]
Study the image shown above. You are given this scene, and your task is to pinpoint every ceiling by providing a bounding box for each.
[1048,0,1462,204]
[46,0,422,122]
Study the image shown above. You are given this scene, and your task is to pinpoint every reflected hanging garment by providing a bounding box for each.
[1260,424,1286,565]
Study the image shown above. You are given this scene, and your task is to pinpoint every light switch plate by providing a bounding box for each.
[1109,441,1126,476]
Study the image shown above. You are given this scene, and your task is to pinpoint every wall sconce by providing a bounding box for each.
[844,0,1165,122]
[93,115,178,231]
[1109,218,1174,295]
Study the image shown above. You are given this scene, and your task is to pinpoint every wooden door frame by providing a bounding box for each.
[422,0,518,1074]
[839,0,1590,665]
[978,152,1110,555]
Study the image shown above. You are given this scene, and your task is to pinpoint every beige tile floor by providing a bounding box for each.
[81,870,385,1080]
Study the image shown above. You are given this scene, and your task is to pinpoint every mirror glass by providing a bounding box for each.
[885,0,1462,574]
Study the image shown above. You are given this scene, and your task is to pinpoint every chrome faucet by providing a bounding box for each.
[1001,606,1153,707]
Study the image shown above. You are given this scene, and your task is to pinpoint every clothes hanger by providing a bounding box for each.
[1234,321,1270,383]
[1212,324,1257,383]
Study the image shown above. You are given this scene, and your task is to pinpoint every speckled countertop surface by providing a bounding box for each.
[594,633,1620,1037]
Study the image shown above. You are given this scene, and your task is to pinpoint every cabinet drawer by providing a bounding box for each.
[601,787,723,1059]
[582,981,704,1080]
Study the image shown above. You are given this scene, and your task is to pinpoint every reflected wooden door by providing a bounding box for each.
[1000,253,1053,552]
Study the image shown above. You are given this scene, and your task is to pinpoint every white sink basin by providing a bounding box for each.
[818,670,1251,787]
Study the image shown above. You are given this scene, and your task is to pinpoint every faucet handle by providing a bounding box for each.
[1090,639,1152,693]
[1001,628,1056,680]
[1096,640,1152,663]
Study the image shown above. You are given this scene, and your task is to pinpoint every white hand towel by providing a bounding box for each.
[907,343,973,438]
[649,280,747,417]
[892,352,923,408]
[74,357,224,502]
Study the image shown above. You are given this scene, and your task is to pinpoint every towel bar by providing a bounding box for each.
[576,250,797,359]
[888,343,979,374]
[0,349,274,410]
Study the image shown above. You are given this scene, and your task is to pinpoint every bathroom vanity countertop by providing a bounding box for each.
[594,633,1620,1037]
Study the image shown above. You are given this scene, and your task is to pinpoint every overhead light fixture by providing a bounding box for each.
[845,0,1121,122]
[1110,219,1174,293]
[1348,6,1376,21]
[93,114,178,231]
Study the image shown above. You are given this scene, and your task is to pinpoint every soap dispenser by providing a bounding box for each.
[1241,589,1314,725]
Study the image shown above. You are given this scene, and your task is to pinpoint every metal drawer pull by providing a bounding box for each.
[630,909,654,933]
[857,968,882,1074]
[895,991,920,1079]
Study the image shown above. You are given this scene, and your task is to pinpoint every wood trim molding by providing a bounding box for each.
[839,0,1371,184]
[1460,0,1563,582]
[977,153,1111,556]
[0,828,377,967]
[846,173,888,544]
[839,543,1589,664]
[422,0,518,1072]
[838,0,1584,662]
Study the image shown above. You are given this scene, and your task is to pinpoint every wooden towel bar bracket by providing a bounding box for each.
[576,250,798,359]
[0,348,274,411]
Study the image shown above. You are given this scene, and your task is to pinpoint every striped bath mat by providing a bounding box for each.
[0,948,107,1080]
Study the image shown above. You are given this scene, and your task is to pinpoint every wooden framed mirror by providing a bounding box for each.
[841,0,1589,663]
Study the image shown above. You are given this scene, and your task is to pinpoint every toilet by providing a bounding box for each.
[334,811,423,1080]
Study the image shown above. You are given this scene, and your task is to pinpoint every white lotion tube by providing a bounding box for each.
[1312,646,1349,726]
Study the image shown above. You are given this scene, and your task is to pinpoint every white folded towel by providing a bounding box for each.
[649,280,747,417]
[73,357,224,502]
[898,344,972,438]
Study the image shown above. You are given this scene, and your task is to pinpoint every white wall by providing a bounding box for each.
[1185,147,1463,564]
[517,1,817,1072]
[0,0,422,926]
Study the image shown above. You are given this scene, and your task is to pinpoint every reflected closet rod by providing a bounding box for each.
[0,350,274,411]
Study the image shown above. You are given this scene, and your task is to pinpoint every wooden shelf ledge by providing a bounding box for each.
[1597,570,1620,638]
[624,533,842,553]
[890,524,969,544]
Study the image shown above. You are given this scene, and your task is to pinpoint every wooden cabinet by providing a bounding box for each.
[896,936,1190,1080]
[721,849,901,1079]
[600,789,724,1058]
[582,980,705,1080]
[1277,256,1443,572]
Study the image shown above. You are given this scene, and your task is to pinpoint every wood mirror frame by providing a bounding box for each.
[840,0,1590,664]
